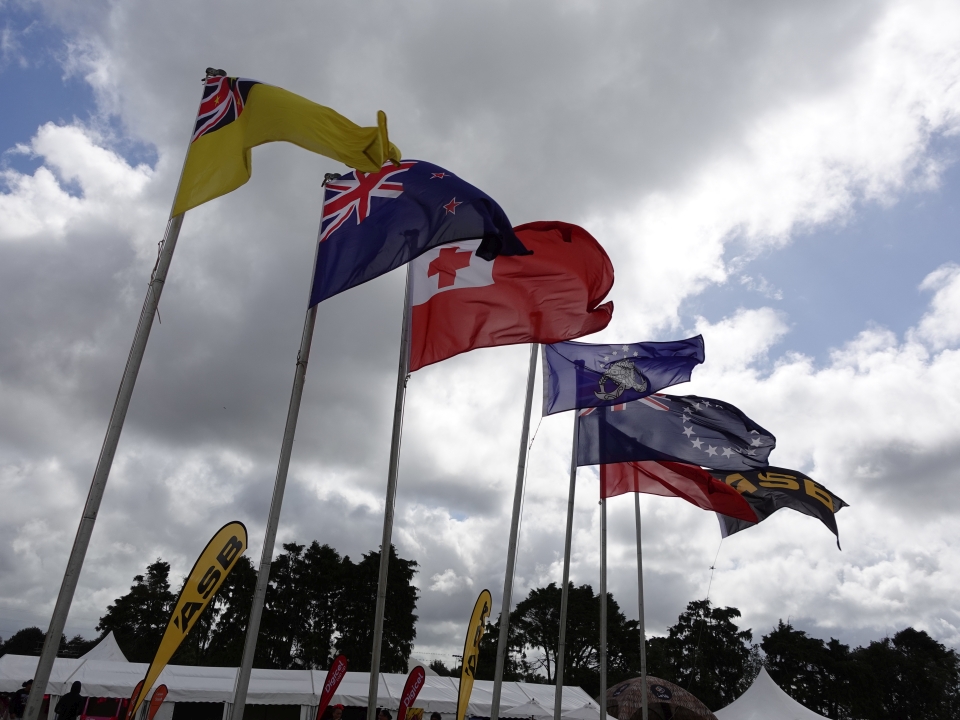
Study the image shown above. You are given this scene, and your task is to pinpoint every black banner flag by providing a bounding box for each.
[708,467,848,547]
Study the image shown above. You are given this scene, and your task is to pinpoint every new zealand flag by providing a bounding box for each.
[542,336,705,415]
[577,393,776,471]
[310,160,529,305]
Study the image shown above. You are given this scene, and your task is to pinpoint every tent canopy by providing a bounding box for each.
[0,655,599,712]
[714,668,830,720]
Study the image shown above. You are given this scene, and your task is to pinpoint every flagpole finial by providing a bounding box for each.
[323,173,342,187]
[205,67,227,78]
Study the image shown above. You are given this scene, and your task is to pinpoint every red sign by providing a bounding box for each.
[397,666,426,720]
[147,685,168,720]
[316,655,349,720]
[124,681,143,720]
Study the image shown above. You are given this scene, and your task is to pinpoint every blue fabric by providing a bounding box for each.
[542,336,705,415]
[310,159,528,305]
[576,393,775,470]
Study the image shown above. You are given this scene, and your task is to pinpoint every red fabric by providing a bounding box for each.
[600,461,758,522]
[409,221,614,371]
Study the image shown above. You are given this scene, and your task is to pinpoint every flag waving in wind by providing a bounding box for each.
[577,394,775,470]
[408,221,614,371]
[542,336,705,415]
[310,160,529,305]
[172,75,402,216]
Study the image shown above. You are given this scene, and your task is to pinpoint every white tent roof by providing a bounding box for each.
[79,632,128,663]
[0,656,599,712]
[560,702,618,720]
[502,698,554,718]
[715,668,830,720]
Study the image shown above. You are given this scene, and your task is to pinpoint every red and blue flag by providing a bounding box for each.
[310,160,529,305]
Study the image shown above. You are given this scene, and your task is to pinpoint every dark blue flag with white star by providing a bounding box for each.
[542,336,705,415]
[577,393,775,471]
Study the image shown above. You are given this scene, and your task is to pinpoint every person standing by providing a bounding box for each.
[53,682,83,720]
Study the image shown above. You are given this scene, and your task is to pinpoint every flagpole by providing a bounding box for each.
[366,264,413,720]
[227,256,326,720]
[599,497,607,720]
[490,342,539,720]
[21,67,224,720]
[634,495,648,720]
[553,417,579,720]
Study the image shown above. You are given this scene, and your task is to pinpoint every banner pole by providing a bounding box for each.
[228,171,339,720]
[599,497,607,720]
[634,495,648,720]
[20,65,227,720]
[490,342,539,720]
[366,264,413,720]
[553,417,579,720]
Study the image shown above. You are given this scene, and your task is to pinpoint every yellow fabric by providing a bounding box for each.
[457,589,492,720]
[172,84,401,216]
[128,522,248,719]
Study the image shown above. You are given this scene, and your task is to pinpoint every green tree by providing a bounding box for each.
[646,599,754,711]
[511,582,641,697]
[203,554,257,667]
[761,621,852,718]
[97,559,175,662]
[0,628,95,659]
[849,628,960,720]
[334,544,419,672]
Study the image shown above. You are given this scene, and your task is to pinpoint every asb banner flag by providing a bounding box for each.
[409,221,614,371]
[398,666,427,720]
[457,589,492,720]
[542,336,704,415]
[577,394,775,471]
[173,75,401,216]
[601,461,758,522]
[316,655,348,720]
[127,522,248,719]
[708,467,849,547]
[310,160,529,305]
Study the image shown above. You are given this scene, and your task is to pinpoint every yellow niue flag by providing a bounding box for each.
[127,521,248,719]
[456,589,492,720]
[171,76,402,216]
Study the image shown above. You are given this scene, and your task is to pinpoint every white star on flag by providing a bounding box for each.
[691,438,703,449]
[722,447,734,458]
[706,445,718,456]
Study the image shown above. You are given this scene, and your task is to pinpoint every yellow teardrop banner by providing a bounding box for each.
[127,521,248,719]
[456,589,492,720]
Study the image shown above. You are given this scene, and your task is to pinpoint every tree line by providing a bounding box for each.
[2,553,958,720]
[0,542,419,672]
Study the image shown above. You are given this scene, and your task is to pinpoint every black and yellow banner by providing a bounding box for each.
[457,589,492,720]
[127,521,248,718]
[710,467,848,546]
[172,76,402,217]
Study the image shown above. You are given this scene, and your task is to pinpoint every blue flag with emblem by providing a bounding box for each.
[577,393,775,471]
[542,336,705,415]
[310,160,529,305]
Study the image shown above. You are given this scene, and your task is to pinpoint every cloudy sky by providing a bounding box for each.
[2,0,960,670]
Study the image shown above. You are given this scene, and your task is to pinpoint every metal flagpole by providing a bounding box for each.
[227,203,331,718]
[366,265,413,720]
[490,343,539,720]
[599,498,607,720]
[22,67,221,720]
[635,495,648,720]
[553,417,579,720]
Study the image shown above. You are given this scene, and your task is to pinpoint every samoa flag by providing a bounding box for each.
[542,336,705,415]
[310,160,529,305]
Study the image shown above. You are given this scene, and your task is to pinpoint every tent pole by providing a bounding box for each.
[635,495,648,720]
[490,343,539,720]
[366,265,413,720]
[553,417,579,720]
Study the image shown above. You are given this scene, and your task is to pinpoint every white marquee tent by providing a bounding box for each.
[715,668,831,720]
[0,634,601,720]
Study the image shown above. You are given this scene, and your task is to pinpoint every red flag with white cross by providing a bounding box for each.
[408,221,614,371]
